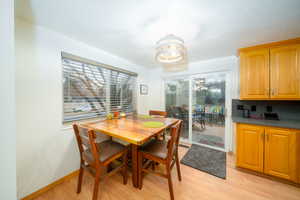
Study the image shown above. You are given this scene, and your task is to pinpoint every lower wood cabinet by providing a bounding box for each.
[264,127,297,181]
[237,124,264,172]
[236,123,299,183]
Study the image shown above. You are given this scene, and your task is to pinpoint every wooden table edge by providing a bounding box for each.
[81,118,180,146]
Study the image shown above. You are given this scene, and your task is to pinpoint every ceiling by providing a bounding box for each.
[16,0,300,68]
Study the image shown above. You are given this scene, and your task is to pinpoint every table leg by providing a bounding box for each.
[131,144,139,188]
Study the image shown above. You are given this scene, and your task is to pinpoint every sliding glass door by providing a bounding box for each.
[165,72,228,150]
[165,78,189,141]
[191,73,226,149]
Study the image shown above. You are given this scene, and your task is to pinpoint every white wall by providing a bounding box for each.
[15,19,148,198]
[0,1,17,199]
[136,71,150,114]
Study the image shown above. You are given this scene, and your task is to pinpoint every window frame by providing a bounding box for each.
[62,52,138,123]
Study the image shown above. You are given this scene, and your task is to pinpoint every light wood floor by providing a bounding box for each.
[34,147,300,200]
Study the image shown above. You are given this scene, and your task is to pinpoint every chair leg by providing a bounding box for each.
[151,161,155,171]
[162,132,166,141]
[122,150,128,185]
[92,167,102,200]
[77,164,84,193]
[107,163,112,173]
[166,164,175,200]
[175,151,182,181]
[138,152,143,190]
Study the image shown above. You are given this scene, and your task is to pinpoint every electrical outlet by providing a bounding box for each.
[251,105,256,112]
[237,105,244,110]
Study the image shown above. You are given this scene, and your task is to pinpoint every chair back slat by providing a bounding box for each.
[87,130,101,165]
[78,126,89,136]
[73,124,84,155]
[167,120,182,162]
[73,125,92,150]
[80,133,92,150]
[73,124,100,164]
[149,110,167,117]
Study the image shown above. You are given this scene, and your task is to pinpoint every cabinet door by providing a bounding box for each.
[270,44,300,99]
[264,128,297,181]
[240,49,270,99]
[298,132,300,184]
[237,124,264,172]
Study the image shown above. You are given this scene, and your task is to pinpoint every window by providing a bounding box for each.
[62,52,137,122]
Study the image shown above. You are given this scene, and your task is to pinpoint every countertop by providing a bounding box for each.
[232,116,300,130]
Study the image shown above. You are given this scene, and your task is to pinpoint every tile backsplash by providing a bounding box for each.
[232,99,300,120]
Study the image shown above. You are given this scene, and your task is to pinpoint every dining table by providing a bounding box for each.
[81,115,179,188]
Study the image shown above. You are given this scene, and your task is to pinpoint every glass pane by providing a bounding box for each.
[62,58,137,122]
[109,70,136,113]
[192,73,226,149]
[165,78,189,140]
[63,60,109,122]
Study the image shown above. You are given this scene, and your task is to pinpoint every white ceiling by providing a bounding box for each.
[16,0,300,68]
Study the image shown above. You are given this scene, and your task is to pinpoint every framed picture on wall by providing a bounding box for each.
[140,84,148,95]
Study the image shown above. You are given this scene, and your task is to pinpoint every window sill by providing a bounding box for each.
[61,117,106,131]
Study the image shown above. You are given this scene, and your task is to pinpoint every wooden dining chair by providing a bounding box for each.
[73,124,128,200]
[149,110,168,140]
[138,120,182,200]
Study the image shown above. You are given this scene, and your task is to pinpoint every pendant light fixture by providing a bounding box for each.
[155,34,187,71]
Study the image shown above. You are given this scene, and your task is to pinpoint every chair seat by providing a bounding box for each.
[84,140,126,162]
[140,139,168,160]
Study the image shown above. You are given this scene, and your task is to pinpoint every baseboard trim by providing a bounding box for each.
[21,170,79,200]
[179,143,190,148]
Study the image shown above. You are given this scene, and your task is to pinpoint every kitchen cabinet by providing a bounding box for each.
[264,127,297,181]
[236,124,264,172]
[239,38,300,100]
[297,130,300,184]
[270,44,300,99]
[240,49,270,100]
[236,123,299,183]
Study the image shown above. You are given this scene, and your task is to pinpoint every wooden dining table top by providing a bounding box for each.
[81,116,179,145]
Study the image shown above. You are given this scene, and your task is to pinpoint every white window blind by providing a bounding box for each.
[62,52,137,122]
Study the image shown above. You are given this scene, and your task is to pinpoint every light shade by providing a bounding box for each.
[163,61,188,72]
[155,34,187,67]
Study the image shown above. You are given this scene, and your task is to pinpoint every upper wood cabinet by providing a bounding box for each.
[240,49,270,99]
[270,44,300,99]
[239,38,300,100]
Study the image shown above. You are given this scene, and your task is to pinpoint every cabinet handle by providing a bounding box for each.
[272,88,278,96]
[261,132,265,141]
[266,133,269,141]
[266,88,270,96]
